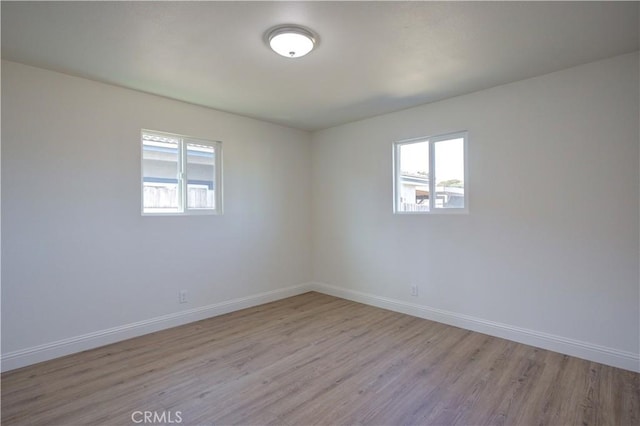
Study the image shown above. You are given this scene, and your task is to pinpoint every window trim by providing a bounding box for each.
[141,129,223,216]
[393,131,468,215]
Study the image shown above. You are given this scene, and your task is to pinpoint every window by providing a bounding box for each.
[142,130,222,215]
[393,131,467,213]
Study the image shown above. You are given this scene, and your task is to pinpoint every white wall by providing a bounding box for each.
[1,61,312,368]
[311,52,640,370]
[2,53,638,372]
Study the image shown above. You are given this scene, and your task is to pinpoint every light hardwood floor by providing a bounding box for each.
[2,292,638,425]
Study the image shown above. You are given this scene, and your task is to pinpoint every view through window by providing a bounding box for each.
[142,130,222,215]
[394,132,467,213]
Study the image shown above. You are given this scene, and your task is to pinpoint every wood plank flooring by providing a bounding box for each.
[2,292,638,425]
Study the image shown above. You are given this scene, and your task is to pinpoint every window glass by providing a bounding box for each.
[142,130,222,215]
[142,135,180,213]
[398,141,430,212]
[434,137,465,209]
[186,142,216,210]
[394,132,467,214]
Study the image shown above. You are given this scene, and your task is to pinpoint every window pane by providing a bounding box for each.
[398,141,430,212]
[142,134,180,213]
[186,142,215,210]
[434,138,465,209]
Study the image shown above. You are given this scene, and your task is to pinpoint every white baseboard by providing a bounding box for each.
[4,282,638,373]
[309,282,640,373]
[1,283,314,372]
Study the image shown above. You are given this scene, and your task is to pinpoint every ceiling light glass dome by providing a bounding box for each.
[266,25,318,58]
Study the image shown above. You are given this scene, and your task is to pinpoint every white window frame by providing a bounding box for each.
[393,131,468,214]
[141,129,223,216]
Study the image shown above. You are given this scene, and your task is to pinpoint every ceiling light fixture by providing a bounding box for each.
[266,25,318,58]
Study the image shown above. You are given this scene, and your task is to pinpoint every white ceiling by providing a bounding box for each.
[2,1,638,131]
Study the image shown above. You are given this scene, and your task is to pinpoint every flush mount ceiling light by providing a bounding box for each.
[266,25,318,58]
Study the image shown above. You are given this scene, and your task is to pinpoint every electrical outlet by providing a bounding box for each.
[410,285,418,296]
[179,290,188,304]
